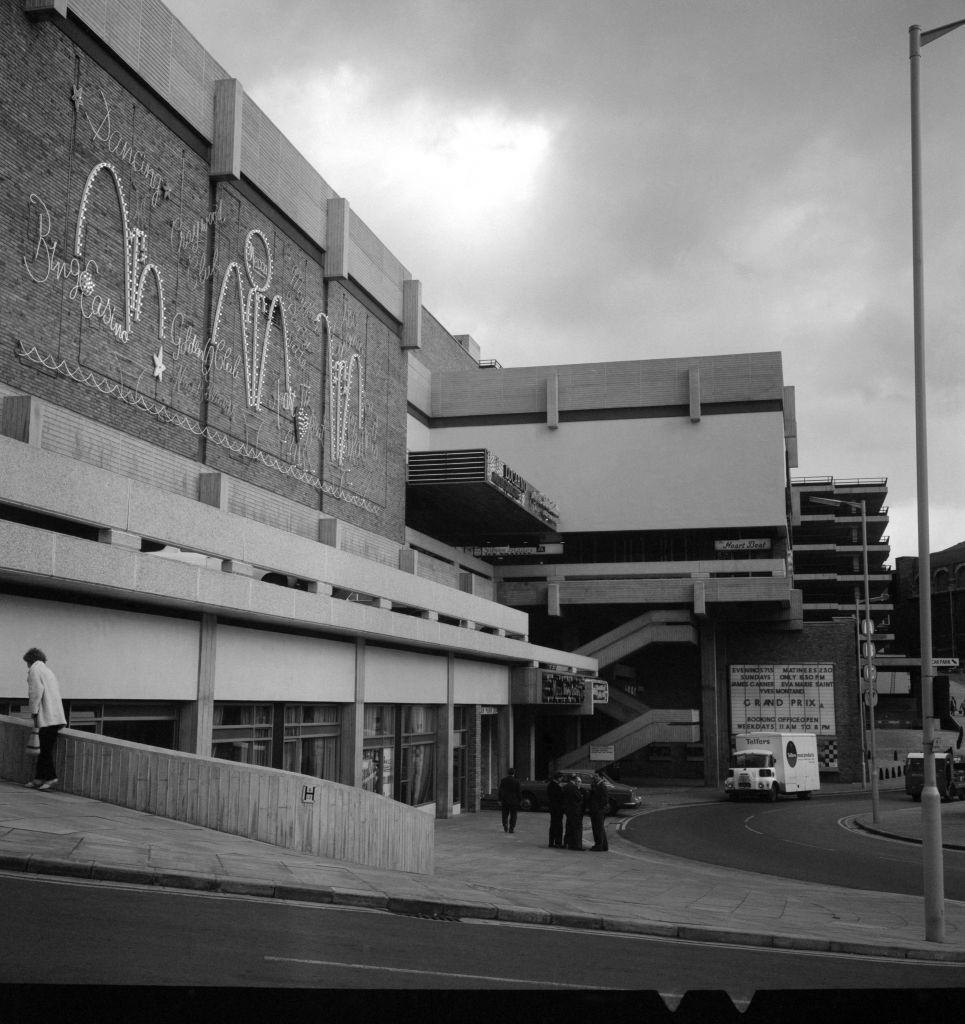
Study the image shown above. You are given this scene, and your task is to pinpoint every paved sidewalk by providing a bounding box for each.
[1,778,964,963]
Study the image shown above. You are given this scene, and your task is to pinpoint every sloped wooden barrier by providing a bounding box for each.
[0,716,433,874]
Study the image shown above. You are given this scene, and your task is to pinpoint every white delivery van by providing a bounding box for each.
[723,732,820,802]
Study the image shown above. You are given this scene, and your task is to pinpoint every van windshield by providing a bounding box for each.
[731,752,771,769]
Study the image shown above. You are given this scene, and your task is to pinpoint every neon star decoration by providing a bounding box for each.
[152,346,166,381]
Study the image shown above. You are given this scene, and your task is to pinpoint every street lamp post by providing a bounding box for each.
[909,19,963,943]
[810,497,879,823]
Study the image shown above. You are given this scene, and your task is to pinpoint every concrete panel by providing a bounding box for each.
[428,412,788,533]
[54,535,138,591]
[0,594,199,700]
[0,437,130,528]
[454,659,510,704]
[128,485,248,559]
[214,625,356,701]
[0,521,55,576]
[365,646,448,704]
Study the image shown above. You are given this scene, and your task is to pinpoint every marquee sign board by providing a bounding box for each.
[729,663,836,734]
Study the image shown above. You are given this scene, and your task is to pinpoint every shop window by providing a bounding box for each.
[283,704,340,781]
[362,703,437,807]
[401,705,436,806]
[212,703,273,766]
[68,703,179,749]
[362,704,396,798]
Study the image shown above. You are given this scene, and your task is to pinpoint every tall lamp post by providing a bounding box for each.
[810,497,879,824]
[909,20,962,943]
[909,18,962,942]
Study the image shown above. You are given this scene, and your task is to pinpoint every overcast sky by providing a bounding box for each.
[164,0,965,563]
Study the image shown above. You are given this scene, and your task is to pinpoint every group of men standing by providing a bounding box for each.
[497,768,609,852]
[548,770,609,852]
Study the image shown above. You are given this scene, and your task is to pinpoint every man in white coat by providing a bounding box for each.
[24,648,67,791]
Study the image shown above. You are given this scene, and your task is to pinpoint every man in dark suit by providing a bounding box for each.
[588,773,610,851]
[562,774,585,850]
[497,767,522,833]
[546,771,565,848]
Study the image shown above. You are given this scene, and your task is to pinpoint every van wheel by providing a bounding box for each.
[520,792,537,812]
[766,784,778,802]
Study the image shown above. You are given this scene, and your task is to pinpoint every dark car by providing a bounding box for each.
[518,770,641,815]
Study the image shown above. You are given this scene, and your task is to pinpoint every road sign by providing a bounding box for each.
[861,664,878,683]
[933,658,960,669]
[863,688,878,707]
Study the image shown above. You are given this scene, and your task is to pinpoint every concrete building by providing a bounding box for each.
[0,0,596,818]
[790,477,893,638]
[0,0,865,815]
[410,358,863,784]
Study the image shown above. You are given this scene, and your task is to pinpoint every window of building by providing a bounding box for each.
[212,703,273,766]
[213,703,342,778]
[362,704,396,798]
[68,702,179,749]
[283,704,340,781]
[401,705,436,807]
[452,706,469,810]
[362,703,437,807]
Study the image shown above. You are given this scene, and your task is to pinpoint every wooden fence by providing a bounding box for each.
[0,716,433,874]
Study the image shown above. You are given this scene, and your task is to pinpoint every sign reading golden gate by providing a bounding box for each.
[729,663,835,734]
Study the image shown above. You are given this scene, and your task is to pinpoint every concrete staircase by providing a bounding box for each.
[573,609,697,669]
[553,610,701,770]
[555,708,701,771]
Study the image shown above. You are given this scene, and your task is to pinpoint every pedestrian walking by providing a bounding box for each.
[497,767,522,833]
[546,771,565,848]
[23,648,66,791]
[588,773,609,851]
[562,773,585,850]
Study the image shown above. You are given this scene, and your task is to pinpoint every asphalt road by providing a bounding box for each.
[1,871,962,997]
[622,790,965,900]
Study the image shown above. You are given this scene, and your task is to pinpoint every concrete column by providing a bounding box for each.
[434,653,455,818]
[497,704,513,778]
[180,614,216,755]
[340,638,365,787]
[1,395,44,444]
[211,79,243,180]
[698,618,724,788]
[199,473,226,510]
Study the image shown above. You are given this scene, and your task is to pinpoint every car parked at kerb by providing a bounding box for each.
[518,770,642,815]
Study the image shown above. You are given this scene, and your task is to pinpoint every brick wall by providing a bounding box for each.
[2,6,408,546]
[720,620,861,782]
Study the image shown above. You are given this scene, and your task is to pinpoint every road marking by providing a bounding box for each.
[263,955,617,988]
